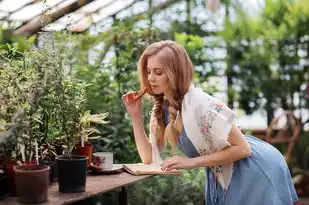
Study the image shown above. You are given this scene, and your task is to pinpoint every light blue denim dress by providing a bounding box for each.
[164,105,298,205]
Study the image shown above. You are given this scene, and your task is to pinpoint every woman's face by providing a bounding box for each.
[147,55,171,96]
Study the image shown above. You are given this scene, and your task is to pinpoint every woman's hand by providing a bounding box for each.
[161,155,197,171]
[122,91,142,118]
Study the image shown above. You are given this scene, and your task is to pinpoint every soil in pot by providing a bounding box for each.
[56,155,88,193]
[14,164,50,204]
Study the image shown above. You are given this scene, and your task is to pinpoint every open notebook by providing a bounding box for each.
[123,163,181,176]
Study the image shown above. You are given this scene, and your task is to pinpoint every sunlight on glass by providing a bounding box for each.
[9,3,42,21]
[79,0,114,13]
[92,0,134,23]
[0,11,7,19]
[0,0,32,12]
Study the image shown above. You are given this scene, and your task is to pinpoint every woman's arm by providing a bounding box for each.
[122,91,153,164]
[192,124,251,167]
[161,124,252,170]
[131,115,153,164]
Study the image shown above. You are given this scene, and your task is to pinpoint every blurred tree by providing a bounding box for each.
[220,0,309,124]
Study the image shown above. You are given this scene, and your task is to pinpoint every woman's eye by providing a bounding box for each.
[147,69,163,75]
[155,70,163,75]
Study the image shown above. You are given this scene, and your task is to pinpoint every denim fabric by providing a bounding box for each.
[164,104,298,205]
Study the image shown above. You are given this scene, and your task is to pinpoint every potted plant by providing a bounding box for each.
[0,47,27,196]
[55,78,89,193]
[0,44,55,202]
[0,93,50,204]
[0,110,26,197]
[10,80,50,204]
[75,110,109,165]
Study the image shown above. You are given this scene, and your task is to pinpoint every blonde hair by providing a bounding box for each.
[137,40,194,151]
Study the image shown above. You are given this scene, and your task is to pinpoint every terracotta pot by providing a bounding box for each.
[75,144,93,166]
[5,160,38,197]
[6,162,18,196]
[14,164,50,204]
[6,160,39,197]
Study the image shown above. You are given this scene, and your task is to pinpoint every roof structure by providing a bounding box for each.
[0,0,180,36]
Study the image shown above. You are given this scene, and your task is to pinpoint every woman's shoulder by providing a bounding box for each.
[184,86,217,106]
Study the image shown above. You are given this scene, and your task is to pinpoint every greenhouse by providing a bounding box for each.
[0,0,309,204]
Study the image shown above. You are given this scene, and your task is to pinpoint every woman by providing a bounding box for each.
[122,40,299,205]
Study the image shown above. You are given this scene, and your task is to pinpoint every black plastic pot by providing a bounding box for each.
[56,155,88,193]
[0,174,8,200]
[39,160,57,184]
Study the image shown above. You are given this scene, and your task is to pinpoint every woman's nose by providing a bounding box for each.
[148,72,155,82]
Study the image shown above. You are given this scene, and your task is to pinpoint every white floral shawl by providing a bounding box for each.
[149,84,234,191]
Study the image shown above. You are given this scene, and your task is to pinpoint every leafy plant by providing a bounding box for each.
[79,110,109,147]
[55,79,87,158]
[37,31,90,159]
[0,45,45,163]
[0,32,91,162]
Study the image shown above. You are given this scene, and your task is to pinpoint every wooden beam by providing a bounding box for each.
[119,0,181,23]
[71,0,182,32]
[12,0,70,31]
[13,0,95,37]
[67,0,116,32]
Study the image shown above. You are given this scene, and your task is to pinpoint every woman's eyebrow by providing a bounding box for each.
[147,67,163,71]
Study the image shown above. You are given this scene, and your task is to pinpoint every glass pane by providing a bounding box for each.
[79,0,114,13]
[92,0,133,23]
[46,0,137,32]
[0,11,8,19]
[9,3,43,21]
[43,0,67,7]
[8,0,72,21]
[65,0,133,31]
[0,0,33,12]
[12,0,77,28]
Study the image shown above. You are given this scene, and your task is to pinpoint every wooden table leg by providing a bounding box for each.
[119,187,127,205]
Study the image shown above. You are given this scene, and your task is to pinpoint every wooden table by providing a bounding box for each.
[0,172,151,205]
